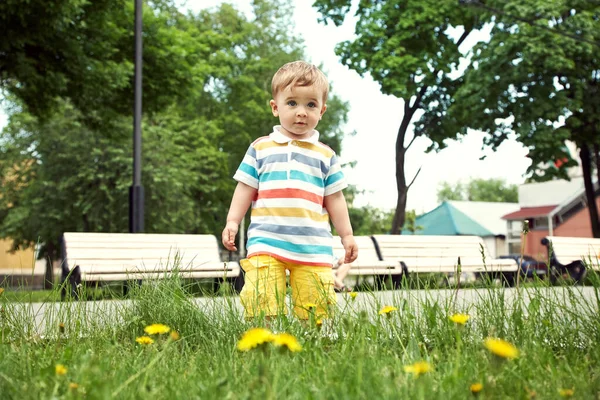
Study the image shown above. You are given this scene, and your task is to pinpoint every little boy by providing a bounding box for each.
[222,60,358,320]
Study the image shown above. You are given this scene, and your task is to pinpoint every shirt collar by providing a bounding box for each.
[270,125,320,144]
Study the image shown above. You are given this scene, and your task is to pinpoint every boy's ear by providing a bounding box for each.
[320,104,327,119]
[269,99,278,117]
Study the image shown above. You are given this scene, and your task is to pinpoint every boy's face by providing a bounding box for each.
[269,84,327,140]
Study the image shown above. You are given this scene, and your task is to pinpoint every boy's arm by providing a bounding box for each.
[324,191,358,264]
[222,182,257,251]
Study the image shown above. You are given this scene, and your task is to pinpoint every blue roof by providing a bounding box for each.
[403,202,494,236]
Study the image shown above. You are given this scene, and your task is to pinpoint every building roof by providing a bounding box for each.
[501,205,558,220]
[403,201,495,236]
[518,178,584,207]
[447,201,520,235]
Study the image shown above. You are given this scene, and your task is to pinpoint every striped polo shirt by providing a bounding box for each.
[233,126,347,266]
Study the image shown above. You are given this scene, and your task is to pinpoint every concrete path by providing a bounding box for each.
[5,286,598,336]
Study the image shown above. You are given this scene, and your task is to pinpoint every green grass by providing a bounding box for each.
[1,275,599,399]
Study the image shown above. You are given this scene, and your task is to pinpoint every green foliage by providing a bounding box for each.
[0,0,351,259]
[444,0,600,180]
[437,178,518,203]
[402,209,423,234]
[1,0,208,130]
[313,0,482,151]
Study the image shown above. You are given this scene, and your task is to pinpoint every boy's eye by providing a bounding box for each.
[287,100,297,106]
[307,102,318,108]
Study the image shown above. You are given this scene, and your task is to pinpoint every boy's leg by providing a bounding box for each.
[239,255,287,319]
[289,265,336,320]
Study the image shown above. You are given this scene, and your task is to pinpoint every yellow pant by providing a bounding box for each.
[239,255,336,320]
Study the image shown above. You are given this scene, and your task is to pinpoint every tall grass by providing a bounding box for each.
[1,272,599,399]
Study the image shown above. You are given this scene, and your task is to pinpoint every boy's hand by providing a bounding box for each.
[341,235,358,264]
[222,221,239,251]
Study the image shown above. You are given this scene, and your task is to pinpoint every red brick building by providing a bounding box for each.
[502,178,600,259]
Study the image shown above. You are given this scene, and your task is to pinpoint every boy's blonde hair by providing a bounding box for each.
[271,61,329,103]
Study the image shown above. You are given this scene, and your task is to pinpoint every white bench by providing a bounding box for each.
[332,236,406,288]
[371,234,518,284]
[541,236,600,282]
[60,232,241,297]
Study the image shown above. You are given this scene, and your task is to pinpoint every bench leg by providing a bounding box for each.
[123,280,142,296]
[60,266,82,301]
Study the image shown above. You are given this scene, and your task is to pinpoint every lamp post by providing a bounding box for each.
[129,0,144,233]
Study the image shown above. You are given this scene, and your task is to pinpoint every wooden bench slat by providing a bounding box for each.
[331,236,404,277]
[371,234,518,274]
[543,236,600,270]
[61,233,240,287]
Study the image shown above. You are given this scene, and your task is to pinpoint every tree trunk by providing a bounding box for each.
[580,143,600,238]
[391,108,412,234]
[43,241,55,290]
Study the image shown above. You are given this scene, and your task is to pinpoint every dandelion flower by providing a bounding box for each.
[0,288,4,295]
[69,383,79,390]
[304,303,318,310]
[237,328,274,351]
[449,314,470,325]
[144,324,171,335]
[315,319,323,327]
[349,292,357,300]
[484,338,519,359]
[273,333,302,352]
[470,383,483,394]
[170,331,180,341]
[403,361,432,377]
[379,305,398,315]
[559,388,574,397]
[136,336,154,345]
[55,364,67,376]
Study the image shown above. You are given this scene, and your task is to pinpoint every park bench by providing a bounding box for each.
[540,236,600,283]
[332,235,407,288]
[60,232,241,298]
[371,235,519,285]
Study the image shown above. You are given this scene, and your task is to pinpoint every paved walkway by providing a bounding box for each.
[7,286,597,336]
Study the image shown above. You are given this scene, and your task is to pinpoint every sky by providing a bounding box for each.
[0,0,533,215]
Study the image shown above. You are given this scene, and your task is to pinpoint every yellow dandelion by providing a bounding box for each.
[449,313,470,325]
[273,333,302,352]
[470,383,483,394]
[349,291,358,300]
[169,331,180,341]
[315,319,323,327]
[136,336,154,345]
[0,288,4,295]
[144,323,171,335]
[55,364,67,376]
[379,305,398,315]
[403,361,432,377]
[237,328,274,351]
[304,303,318,310]
[69,382,79,390]
[559,388,574,397]
[484,338,519,359]
[58,323,65,334]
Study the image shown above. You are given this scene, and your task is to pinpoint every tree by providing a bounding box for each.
[439,0,600,237]
[437,178,518,203]
[313,0,480,234]
[1,0,209,131]
[402,210,423,234]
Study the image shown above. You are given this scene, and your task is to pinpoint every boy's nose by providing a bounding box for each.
[296,107,307,117]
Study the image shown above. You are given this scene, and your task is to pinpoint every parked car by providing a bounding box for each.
[499,254,548,278]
